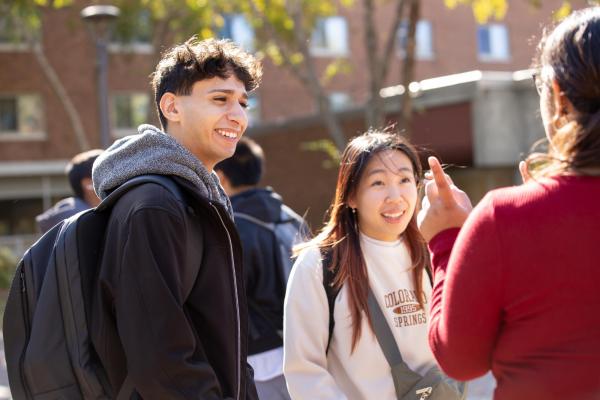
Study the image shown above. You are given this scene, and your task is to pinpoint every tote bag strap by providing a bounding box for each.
[367,288,405,365]
[368,288,423,399]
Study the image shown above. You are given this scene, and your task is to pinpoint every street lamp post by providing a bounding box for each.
[81,5,120,149]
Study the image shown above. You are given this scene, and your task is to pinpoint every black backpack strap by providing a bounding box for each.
[321,248,339,354]
[234,211,276,231]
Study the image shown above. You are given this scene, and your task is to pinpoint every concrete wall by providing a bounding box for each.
[472,72,545,167]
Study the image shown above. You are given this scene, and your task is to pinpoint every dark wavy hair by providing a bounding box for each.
[296,129,428,352]
[66,149,103,199]
[215,137,265,186]
[527,7,600,177]
[151,37,262,130]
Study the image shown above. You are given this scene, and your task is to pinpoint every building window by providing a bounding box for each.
[109,10,153,53]
[477,24,510,62]
[219,14,255,52]
[329,92,352,111]
[397,20,434,60]
[0,14,28,51]
[0,94,45,139]
[310,16,349,57]
[246,94,261,126]
[111,93,150,137]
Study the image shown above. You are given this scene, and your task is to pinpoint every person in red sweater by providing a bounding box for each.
[417,7,600,400]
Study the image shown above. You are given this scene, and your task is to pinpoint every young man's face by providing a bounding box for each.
[169,75,249,170]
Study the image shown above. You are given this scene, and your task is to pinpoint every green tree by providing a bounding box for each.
[445,0,600,23]
[12,0,596,153]
[240,0,353,150]
[0,247,17,289]
[237,0,427,148]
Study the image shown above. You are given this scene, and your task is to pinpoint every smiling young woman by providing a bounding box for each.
[283,129,462,399]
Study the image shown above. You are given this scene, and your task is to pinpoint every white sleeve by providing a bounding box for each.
[283,247,348,400]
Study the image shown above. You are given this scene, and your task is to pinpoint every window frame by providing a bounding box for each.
[0,93,46,141]
[309,16,349,58]
[108,10,154,54]
[328,91,352,111]
[477,23,511,63]
[0,13,31,52]
[219,14,255,52]
[246,93,261,127]
[110,91,151,138]
[396,19,435,61]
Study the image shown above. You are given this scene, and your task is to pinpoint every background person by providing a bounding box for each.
[216,137,308,400]
[35,149,103,233]
[418,7,600,400]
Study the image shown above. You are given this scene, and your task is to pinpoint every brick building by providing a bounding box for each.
[0,0,589,242]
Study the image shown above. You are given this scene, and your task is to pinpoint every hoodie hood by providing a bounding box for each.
[230,188,284,223]
[92,124,232,215]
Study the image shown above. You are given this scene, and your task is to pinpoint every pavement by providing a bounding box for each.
[467,372,496,400]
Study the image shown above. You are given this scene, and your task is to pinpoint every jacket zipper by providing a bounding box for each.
[19,268,33,400]
[210,204,241,400]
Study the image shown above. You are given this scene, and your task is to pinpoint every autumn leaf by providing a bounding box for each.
[553,1,572,21]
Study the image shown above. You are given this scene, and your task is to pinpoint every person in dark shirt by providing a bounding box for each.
[35,149,103,233]
[216,138,307,400]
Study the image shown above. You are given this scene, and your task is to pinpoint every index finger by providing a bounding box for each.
[428,156,455,207]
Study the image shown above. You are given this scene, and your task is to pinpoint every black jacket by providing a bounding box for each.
[91,176,258,400]
[231,188,306,355]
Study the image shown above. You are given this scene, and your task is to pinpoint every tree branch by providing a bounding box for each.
[399,0,419,136]
[379,0,407,81]
[17,13,90,150]
[247,0,311,86]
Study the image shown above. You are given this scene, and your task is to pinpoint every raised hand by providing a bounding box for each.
[417,157,473,242]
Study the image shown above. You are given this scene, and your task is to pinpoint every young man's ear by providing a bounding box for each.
[80,177,101,207]
[159,92,180,123]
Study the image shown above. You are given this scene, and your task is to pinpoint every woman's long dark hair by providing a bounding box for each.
[527,7,600,177]
[296,129,428,352]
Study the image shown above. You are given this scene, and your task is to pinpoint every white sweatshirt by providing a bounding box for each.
[283,233,437,400]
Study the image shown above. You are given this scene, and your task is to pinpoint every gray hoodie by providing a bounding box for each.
[92,124,232,216]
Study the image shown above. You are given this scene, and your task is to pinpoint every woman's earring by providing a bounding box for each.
[351,208,359,231]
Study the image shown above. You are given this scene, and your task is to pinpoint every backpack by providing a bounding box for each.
[321,249,339,354]
[234,204,308,286]
[2,175,185,400]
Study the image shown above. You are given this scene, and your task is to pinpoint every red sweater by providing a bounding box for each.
[428,176,600,400]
